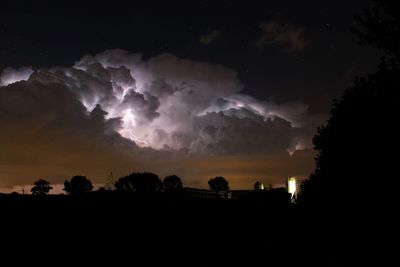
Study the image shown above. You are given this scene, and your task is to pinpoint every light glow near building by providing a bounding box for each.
[287,177,297,197]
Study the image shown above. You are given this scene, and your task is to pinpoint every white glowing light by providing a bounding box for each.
[120,108,137,137]
[119,109,149,146]
[287,177,297,197]
[120,87,129,102]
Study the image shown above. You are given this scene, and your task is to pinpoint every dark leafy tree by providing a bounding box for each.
[300,1,397,208]
[115,172,162,192]
[31,179,53,195]
[300,66,396,206]
[353,0,400,63]
[295,4,398,265]
[208,176,229,192]
[163,175,183,192]
[63,175,93,195]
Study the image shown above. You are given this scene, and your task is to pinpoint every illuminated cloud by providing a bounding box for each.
[0,50,323,188]
[0,67,33,86]
[256,20,309,53]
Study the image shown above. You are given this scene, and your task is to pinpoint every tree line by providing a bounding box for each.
[29,174,230,195]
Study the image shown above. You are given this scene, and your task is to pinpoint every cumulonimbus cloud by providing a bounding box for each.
[0,49,323,155]
[0,49,324,188]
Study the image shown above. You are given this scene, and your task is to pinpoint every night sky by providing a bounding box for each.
[0,0,380,192]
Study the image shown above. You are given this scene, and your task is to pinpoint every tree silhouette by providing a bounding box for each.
[299,0,397,208]
[353,0,400,63]
[300,66,396,206]
[31,179,53,195]
[208,176,229,192]
[163,175,183,192]
[115,172,162,192]
[63,175,93,195]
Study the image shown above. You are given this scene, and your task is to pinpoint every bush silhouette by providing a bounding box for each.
[208,176,229,192]
[163,175,183,192]
[115,172,162,192]
[31,179,53,195]
[63,175,93,195]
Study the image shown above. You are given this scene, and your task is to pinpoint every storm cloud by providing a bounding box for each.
[0,49,324,189]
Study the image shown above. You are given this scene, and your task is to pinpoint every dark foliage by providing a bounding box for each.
[115,172,162,192]
[163,175,183,192]
[30,179,53,195]
[300,0,398,210]
[63,175,93,195]
[300,64,396,208]
[208,176,229,192]
[353,0,400,63]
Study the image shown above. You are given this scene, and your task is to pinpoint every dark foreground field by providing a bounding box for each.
[0,192,377,266]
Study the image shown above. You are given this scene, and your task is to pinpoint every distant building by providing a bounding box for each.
[254,181,265,190]
[183,188,229,199]
[230,189,253,199]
